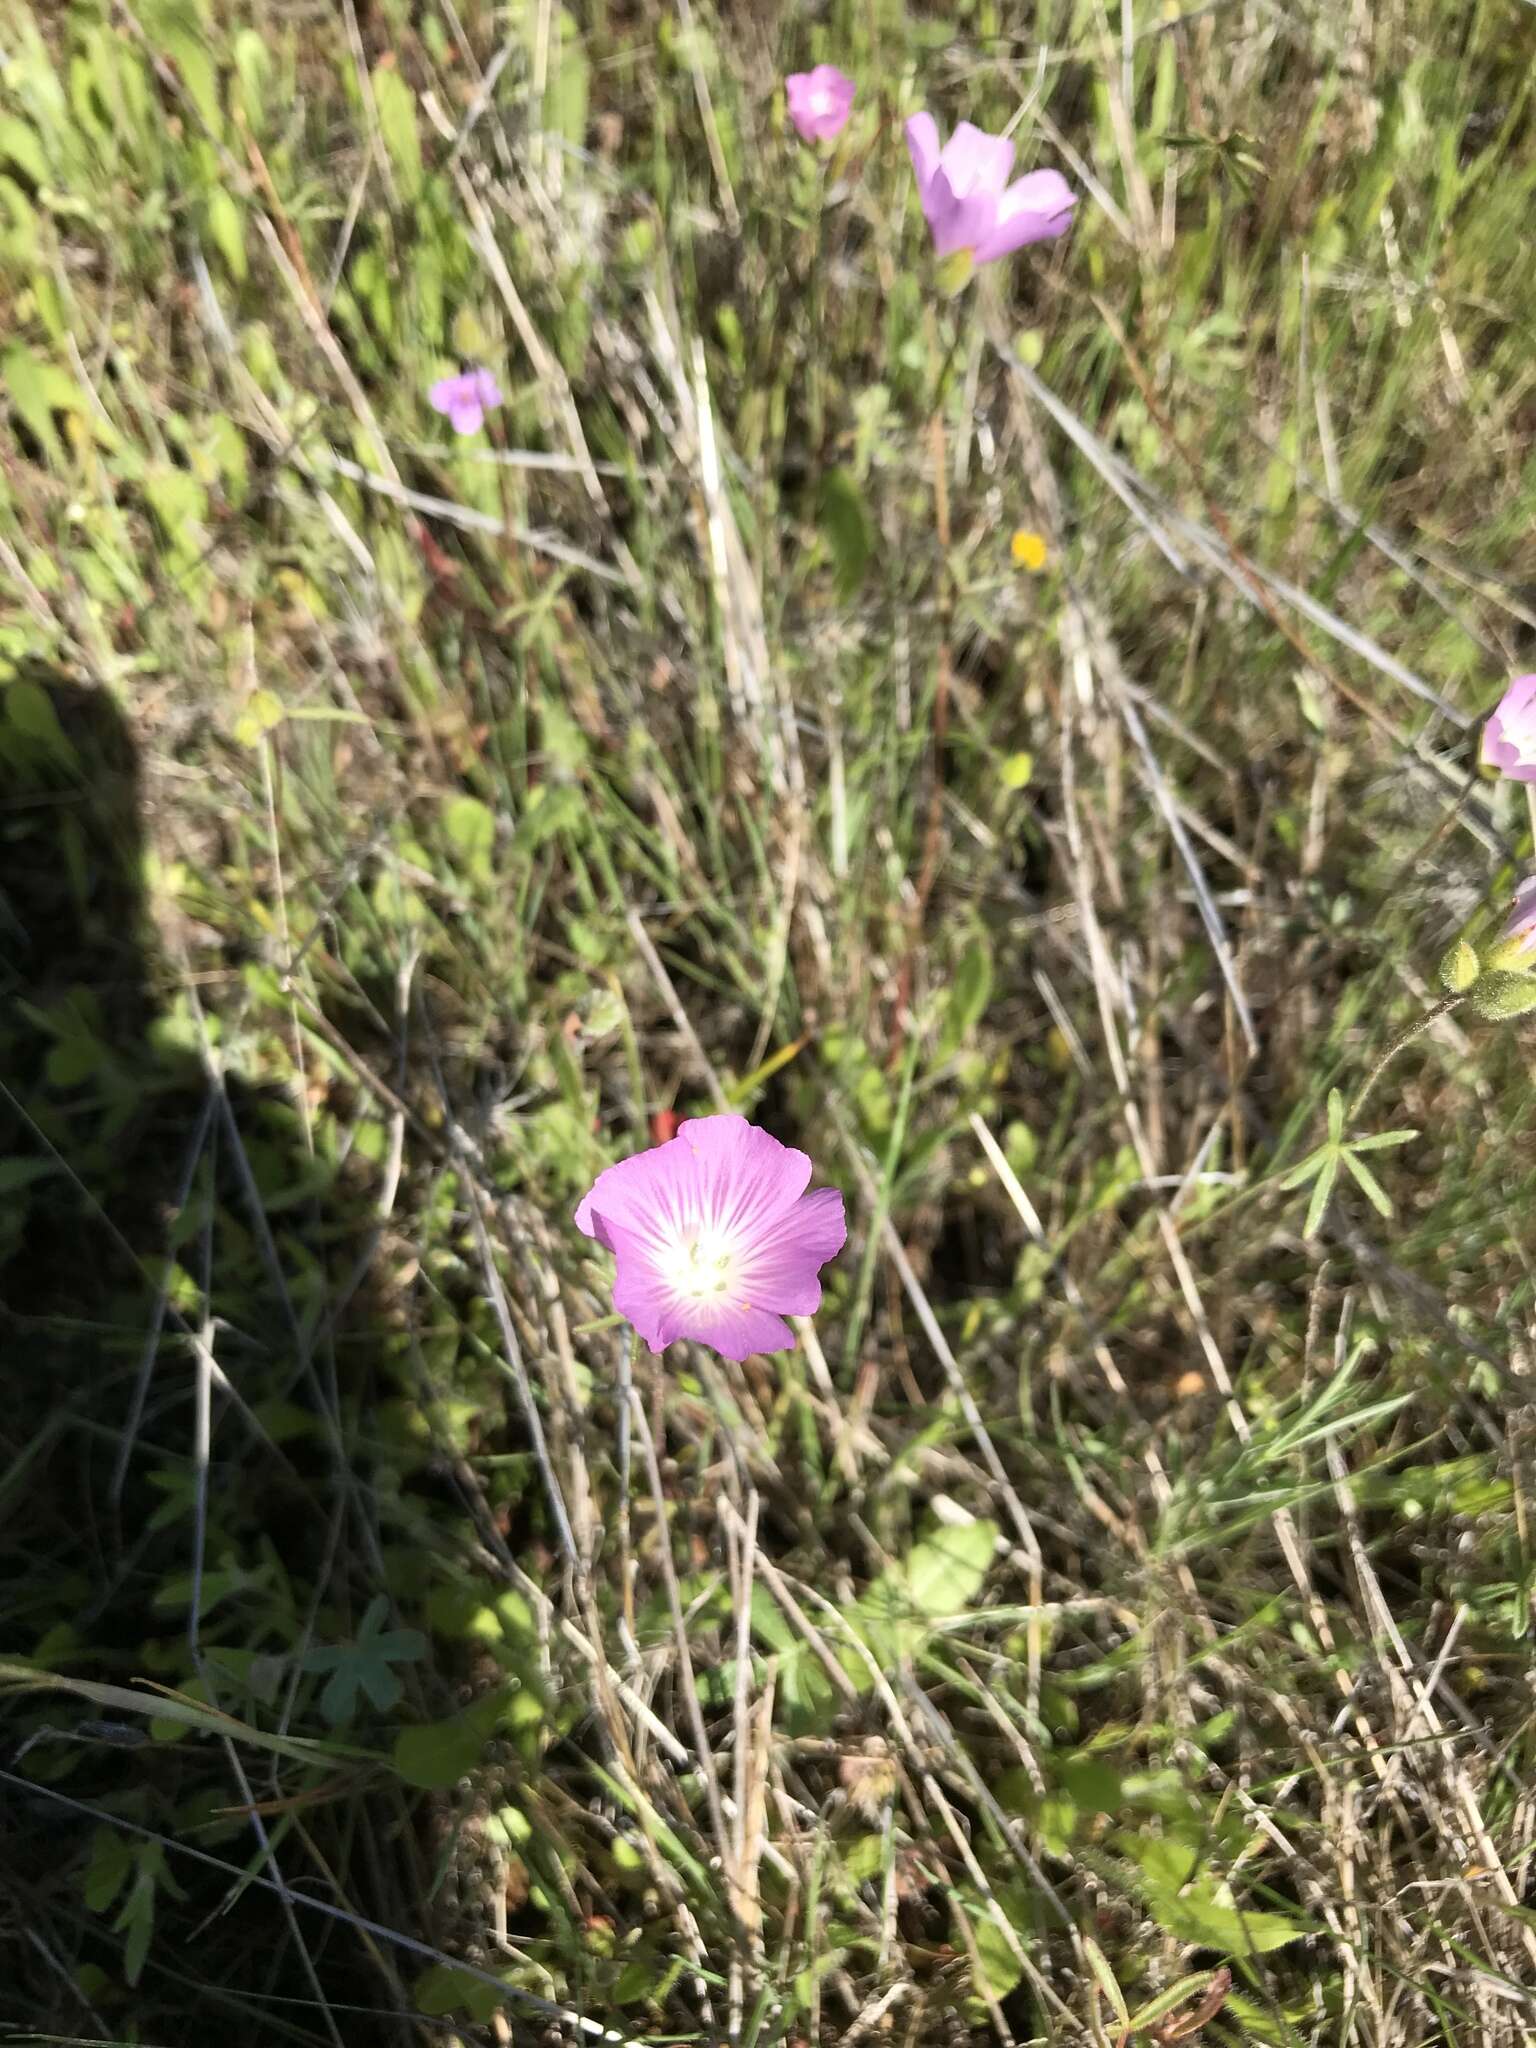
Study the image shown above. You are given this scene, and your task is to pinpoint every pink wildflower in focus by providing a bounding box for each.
[785,64,855,143]
[905,113,1075,267]
[1481,674,1536,784]
[575,1114,846,1361]
[429,367,503,436]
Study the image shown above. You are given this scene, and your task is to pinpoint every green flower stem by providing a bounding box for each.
[1349,993,1462,1122]
[808,159,827,457]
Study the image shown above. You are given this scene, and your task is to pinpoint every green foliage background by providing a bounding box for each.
[3,1,1536,2043]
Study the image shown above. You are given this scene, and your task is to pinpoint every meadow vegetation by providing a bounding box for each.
[3,1,1536,2043]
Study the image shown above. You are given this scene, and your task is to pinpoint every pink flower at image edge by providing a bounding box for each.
[906,112,1074,264]
[786,64,855,143]
[575,1114,847,1362]
[1481,674,1536,784]
[1499,875,1536,964]
[429,367,503,436]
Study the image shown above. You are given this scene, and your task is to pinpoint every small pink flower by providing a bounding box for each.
[906,113,1075,265]
[1499,876,1536,962]
[429,367,503,436]
[575,1114,846,1361]
[785,65,855,143]
[1481,674,1536,784]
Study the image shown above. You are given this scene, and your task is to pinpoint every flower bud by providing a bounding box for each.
[1470,970,1536,1022]
[1438,938,1479,993]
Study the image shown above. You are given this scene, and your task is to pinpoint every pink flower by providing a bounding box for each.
[1498,876,1536,963]
[906,113,1075,265]
[429,368,503,436]
[575,1114,846,1361]
[1481,674,1536,784]
[785,64,855,143]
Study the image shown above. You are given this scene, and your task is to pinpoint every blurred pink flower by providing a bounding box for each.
[1481,674,1536,784]
[906,113,1074,265]
[1499,876,1536,962]
[429,368,502,436]
[575,1114,846,1360]
[785,64,855,143]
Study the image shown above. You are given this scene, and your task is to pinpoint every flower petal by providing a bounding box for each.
[448,402,484,435]
[603,1220,681,1351]
[663,1298,796,1362]
[1502,875,1536,959]
[905,111,942,194]
[428,374,468,416]
[1483,677,1536,781]
[937,120,1014,199]
[921,167,999,257]
[470,369,503,410]
[973,168,1076,261]
[672,1114,812,1225]
[736,1187,847,1316]
[575,1138,692,1244]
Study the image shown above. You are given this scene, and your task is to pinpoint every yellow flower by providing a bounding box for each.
[1010,528,1048,572]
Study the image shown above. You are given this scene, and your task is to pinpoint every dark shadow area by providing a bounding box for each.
[0,673,426,2045]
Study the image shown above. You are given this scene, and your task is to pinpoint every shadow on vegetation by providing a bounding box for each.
[0,675,429,2044]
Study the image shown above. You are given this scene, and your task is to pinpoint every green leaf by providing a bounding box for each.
[1341,1149,1394,1217]
[858,1518,998,1670]
[164,28,223,139]
[394,1711,485,1790]
[1081,1933,1129,2023]
[0,1157,59,1194]
[301,1596,426,1724]
[5,678,72,758]
[372,65,424,200]
[0,174,38,264]
[817,468,873,601]
[940,934,994,1058]
[205,187,246,281]
[0,1660,372,1767]
[1119,1835,1309,1957]
[1276,1146,1326,1192]
[4,341,63,464]
[1303,1151,1337,1237]
[1348,1127,1417,1151]
[1125,1970,1228,2032]
[114,1862,156,1987]
[233,687,284,748]
[46,1035,101,1088]
[83,1826,133,1913]
[0,115,47,186]
[414,1962,505,2021]
[442,793,496,880]
[954,1887,1026,2002]
[514,782,586,851]
[143,465,207,541]
[545,8,589,144]
[232,28,269,128]
[1326,1088,1344,1142]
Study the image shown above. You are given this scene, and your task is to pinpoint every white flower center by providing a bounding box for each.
[808,87,832,115]
[658,1226,744,1302]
